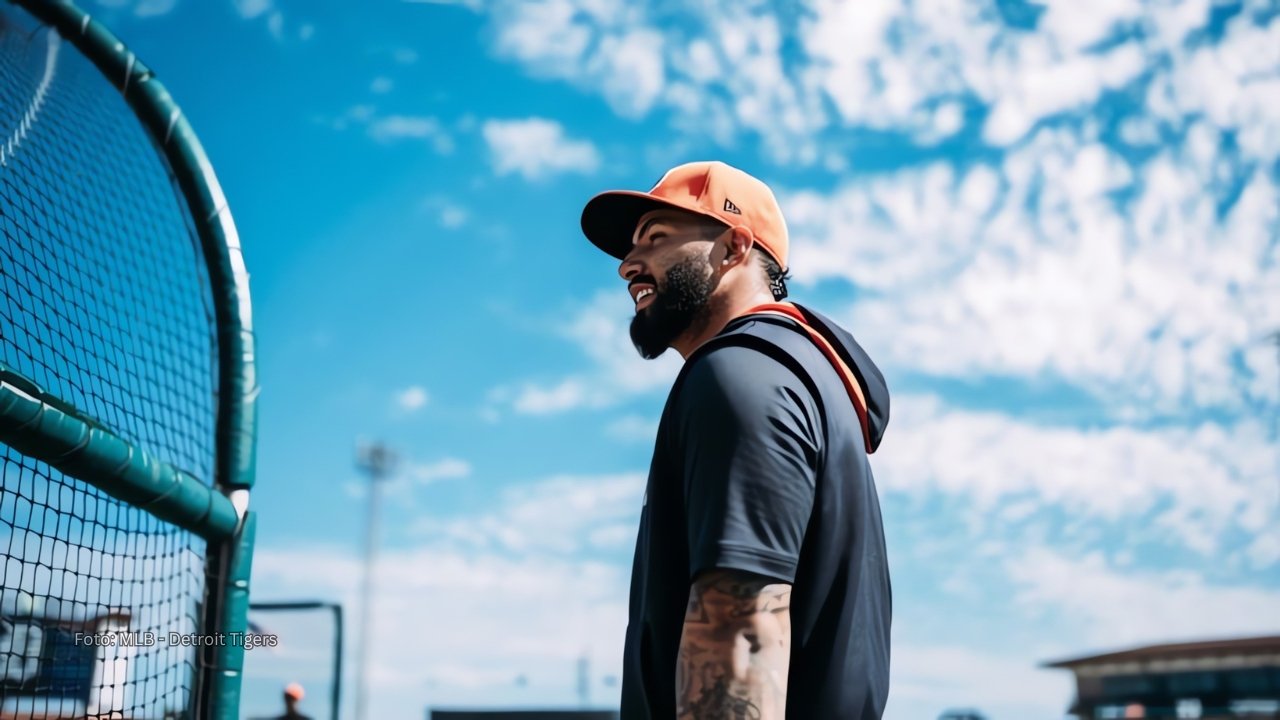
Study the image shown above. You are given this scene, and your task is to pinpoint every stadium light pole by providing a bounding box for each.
[354,440,397,720]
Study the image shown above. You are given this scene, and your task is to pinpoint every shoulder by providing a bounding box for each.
[684,316,826,396]
[684,344,797,403]
[673,318,823,425]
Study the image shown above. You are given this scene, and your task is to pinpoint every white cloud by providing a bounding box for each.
[1246,528,1280,569]
[875,394,1278,559]
[483,0,827,160]
[494,289,681,415]
[1006,545,1280,648]
[511,377,590,414]
[325,104,375,132]
[800,0,1200,147]
[412,472,644,554]
[247,471,647,715]
[403,0,482,9]
[133,0,176,17]
[1119,114,1162,146]
[784,161,1002,292]
[585,28,666,118]
[89,0,178,15]
[250,543,629,716]
[604,414,658,443]
[982,43,1147,144]
[887,539,1280,720]
[588,523,636,548]
[787,124,1280,416]
[393,385,429,412]
[481,117,600,180]
[232,0,272,19]
[929,101,966,141]
[225,0,301,42]
[490,0,595,73]
[439,204,468,229]
[370,76,394,94]
[421,195,470,229]
[461,0,1280,161]
[407,457,471,484]
[1148,10,1280,163]
[266,10,283,39]
[366,115,454,153]
[345,454,471,507]
[887,643,1071,720]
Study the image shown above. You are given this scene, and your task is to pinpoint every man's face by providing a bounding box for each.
[620,210,723,359]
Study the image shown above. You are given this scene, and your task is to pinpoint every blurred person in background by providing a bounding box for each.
[260,682,312,720]
[581,161,893,719]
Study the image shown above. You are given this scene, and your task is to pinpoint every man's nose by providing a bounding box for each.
[618,252,642,282]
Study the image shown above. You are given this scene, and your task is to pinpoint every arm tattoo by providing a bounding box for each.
[683,675,763,719]
[685,572,792,624]
[677,569,792,719]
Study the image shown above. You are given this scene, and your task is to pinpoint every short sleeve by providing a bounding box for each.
[678,345,820,585]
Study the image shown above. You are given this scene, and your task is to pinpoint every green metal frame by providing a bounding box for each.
[250,601,346,720]
[2,1,259,717]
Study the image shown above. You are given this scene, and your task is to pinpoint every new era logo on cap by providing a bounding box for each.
[723,198,741,215]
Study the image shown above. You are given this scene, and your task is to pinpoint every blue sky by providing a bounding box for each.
[71,0,1280,717]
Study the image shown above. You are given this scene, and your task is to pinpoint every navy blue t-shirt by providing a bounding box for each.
[620,311,892,719]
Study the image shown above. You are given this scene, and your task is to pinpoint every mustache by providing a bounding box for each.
[629,275,658,291]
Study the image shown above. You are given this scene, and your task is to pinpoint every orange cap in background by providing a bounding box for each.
[284,683,305,701]
[581,160,789,269]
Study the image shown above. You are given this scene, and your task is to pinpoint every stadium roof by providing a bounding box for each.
[1042,635,1280,669]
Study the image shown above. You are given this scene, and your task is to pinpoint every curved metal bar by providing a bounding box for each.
[0,372,240,541]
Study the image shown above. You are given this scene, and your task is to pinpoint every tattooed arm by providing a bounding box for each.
[676,568,792,720]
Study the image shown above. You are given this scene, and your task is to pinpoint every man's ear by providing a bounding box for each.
[721,226,754,267]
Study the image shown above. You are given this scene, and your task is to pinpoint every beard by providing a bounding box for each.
[629,252,718,359]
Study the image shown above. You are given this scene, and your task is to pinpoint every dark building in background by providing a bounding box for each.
[1044,635,1280,718]
[427,707,616,712]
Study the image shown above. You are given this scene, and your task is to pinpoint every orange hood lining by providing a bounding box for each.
[740,302,876,455]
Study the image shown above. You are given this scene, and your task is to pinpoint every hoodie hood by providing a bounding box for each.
[738,302,891,454]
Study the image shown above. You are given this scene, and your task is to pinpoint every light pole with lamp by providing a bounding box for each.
[354,440,397,720]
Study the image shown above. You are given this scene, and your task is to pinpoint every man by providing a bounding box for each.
[246,683,312,720]
[580,161,893,719]
[272,682,312,720]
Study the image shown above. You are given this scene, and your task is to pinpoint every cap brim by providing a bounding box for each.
[580,191,702,260]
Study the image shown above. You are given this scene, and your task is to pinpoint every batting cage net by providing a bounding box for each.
[0,1,257,718]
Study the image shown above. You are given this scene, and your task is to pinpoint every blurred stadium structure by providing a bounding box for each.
[936,710,988,720]
[1045,635,1280,718]
[0,0,257,717]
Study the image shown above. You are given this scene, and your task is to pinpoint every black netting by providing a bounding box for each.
[0,4,218,718]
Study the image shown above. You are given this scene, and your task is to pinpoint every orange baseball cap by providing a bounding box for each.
[284,683,305,700]
[581,160,789,269]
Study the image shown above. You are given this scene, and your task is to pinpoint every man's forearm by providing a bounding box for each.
[676,571,792,719]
